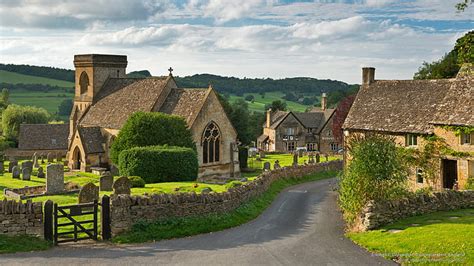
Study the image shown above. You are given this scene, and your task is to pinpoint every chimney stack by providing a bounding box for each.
[362,67,375,85]
[321,93,327,111]
[266,108,272,128]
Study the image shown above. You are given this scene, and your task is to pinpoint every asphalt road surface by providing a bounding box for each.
[1,178,395,265]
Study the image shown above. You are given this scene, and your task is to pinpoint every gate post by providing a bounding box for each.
[44,200,53,242]
[101,195,111,240]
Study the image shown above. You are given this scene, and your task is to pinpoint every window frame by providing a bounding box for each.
[460,133,472,145]
[202,122,221,165]
[406,134,418,147]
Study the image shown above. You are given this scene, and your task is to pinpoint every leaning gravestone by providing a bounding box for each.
[22,167,31,181]
[113,176,131,195]
[46,164,64,194]
[263,162,271,171]
[78,183,99,204]
[8,160,18,173]
[47,152,53,163]
[21,161,33,171]
[37,167,45,178]
[293,153,299,166]
[12,166,20,179]
[99,174,113,191]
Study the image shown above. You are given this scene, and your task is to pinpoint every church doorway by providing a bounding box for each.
[72,146,82,170]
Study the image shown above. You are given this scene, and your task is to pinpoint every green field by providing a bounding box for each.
[0,70,74,87]
[9,89,73,114]
[228,91,318,113]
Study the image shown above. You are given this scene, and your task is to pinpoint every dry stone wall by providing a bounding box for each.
[0,199,43,236]
[110,160,343,236]
[359,190,474,231]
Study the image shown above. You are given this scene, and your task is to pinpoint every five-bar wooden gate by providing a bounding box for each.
[54,201,99,245]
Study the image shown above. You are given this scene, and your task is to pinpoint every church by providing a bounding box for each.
[67,54,240,180]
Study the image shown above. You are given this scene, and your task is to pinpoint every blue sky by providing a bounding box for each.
[0,0,472,83]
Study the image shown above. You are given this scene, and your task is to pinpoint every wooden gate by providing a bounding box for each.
[53,201,99,245]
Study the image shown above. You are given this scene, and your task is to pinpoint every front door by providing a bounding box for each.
[442,159,457,189]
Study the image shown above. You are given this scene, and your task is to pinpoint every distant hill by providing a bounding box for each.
[0,63,74,82]
[0,70,74,88]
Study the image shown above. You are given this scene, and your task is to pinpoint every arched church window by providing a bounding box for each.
[79,71,89,95]
[202,122,221,164]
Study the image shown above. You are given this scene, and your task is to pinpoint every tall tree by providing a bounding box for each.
[2,104,50,141]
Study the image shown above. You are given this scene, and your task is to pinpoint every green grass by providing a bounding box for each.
[113,170,339,243]
[8,89,73,114]
[0,234,51,254]
[247,153,341,170]
[348,208,474,265]
[0,70,74,87]
[228,91,317,113]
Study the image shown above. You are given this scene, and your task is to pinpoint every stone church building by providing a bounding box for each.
[67,54,240,180]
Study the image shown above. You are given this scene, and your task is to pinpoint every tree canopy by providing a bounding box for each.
[2,104,50,141]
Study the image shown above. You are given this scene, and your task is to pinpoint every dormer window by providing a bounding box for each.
[461,133,472,145]
[406,134,418,146]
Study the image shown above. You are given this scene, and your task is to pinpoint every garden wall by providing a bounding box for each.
[0,199,43,236]
[110,160,343,236]
[359,190,474,231]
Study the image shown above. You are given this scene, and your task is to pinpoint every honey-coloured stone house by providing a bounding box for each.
[67,54,240,180]
[343,65,474,190]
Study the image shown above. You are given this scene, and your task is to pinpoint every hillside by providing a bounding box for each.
[0,70,74,87]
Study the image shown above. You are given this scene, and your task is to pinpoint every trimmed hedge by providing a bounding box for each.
[110,112,195,164]
[118,145,199,183]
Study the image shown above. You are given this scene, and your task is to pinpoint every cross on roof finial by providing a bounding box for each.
[168,67,173,75]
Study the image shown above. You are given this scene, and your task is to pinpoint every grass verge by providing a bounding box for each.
[113,170,339,243]
[0,234,51,254]
[347,208,474,265]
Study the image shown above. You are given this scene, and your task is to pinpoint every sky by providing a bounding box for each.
[0,0,472,84]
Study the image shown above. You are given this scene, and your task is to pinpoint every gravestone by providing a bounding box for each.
[41,155,45,164]
[22,167,31,181]
[47,152,53,163]
[113,176,131,195]
[263,162,271,171]
[99,174,113,191]
[325,154,329,161]
[31,152,37,162]
[21,161,33,171]
[259,151,266,159]
[110,165,120,176]
[12,166,20,179]
[297,149,304,157]
[37,167,45,178]
[8,160,18,173]
[316,153,321,163]
[78,183,99,204]
[273,160,281,169]
[0,160,4,175]
[308,154,315,164]
[46,164,64,194]
[293,153,298,166]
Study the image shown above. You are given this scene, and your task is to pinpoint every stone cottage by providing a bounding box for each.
[67,54,240,180]
[257,94,340,153]
[343,65,474,190]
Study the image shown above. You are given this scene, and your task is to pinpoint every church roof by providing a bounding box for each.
[78,127,105,154]
[18,124,69,151]
[80,77,170,129]
[159,88,210,125]
[343,79,454,134]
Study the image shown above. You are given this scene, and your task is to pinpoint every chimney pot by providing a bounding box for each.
[362,67,375,85]
[321,93,327,111]
[266,108,272,128]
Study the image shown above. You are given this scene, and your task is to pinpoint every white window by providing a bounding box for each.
[461,133,472,145]
[406,134,418,146]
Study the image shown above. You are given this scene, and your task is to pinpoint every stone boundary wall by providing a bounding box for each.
[0,199,43,236]
[359,190,474,231]
[110,160,343,236]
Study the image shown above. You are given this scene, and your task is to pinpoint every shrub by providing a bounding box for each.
[2,104,50,141]
[466,176,474,190]
[128,176,146,188]
[110,112,195,164]
[338,134,408,226]
[118,145,198,183]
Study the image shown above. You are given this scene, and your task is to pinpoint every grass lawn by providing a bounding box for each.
[9,89,73,116]
[248,153,341,170]
[0,235,51,254]
[348,208,474,265]
[228,91,317,113]
[113,169,339,243]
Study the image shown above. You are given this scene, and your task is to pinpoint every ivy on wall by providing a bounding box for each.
[440,125,474,136]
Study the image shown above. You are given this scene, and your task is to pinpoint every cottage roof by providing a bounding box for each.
[159,88,209,125]
[78,127,105,154]
[80,77,170,129]
[18,124,69,150]
[343,79,453,134]
[268,109,335,132]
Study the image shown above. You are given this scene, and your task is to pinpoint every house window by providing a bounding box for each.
[416,168,423,183]
[286,128,295,135]
[287,142,296,151]
[202,122,220,164]
[307,128,313,133]
[307,143,317,151]
[461,133,472,145]
[330,143,338,151]
[406,134,418,146]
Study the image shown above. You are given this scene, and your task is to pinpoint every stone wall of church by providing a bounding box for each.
[0,199,43,237]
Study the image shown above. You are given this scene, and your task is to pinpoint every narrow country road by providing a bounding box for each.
[1,178,394,265]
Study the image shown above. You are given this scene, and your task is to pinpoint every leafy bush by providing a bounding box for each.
[118,145,198,183]
[338,134,408,226]
[110,112,195,164]
[466,176,474,190]
[128,176,146,188]
[2,104,50,141]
